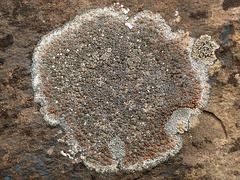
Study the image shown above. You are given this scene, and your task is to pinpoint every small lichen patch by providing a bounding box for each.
[165,108,192,135]
[191,35,220,65]
[177,121,188,134]
[32,4,214,173]
[108,136,126,160]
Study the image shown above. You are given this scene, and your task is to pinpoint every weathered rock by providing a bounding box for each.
[0,0,239,179]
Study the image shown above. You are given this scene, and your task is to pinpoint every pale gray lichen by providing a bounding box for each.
[32,4,217,173]
[165,108,192,135]
[108,136,126,160]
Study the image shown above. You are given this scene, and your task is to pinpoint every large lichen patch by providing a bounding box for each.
[32,5,218,172]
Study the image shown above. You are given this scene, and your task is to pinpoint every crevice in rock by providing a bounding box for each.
[203,110,228,138]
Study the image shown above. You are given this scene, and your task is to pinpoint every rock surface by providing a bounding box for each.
[0,0,239,179]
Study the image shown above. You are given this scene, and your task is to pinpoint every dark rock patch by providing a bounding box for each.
[0,34,13,49]
[229,138,240,153]
[189,10,208,20]
[0,58,5,65]
[228,73,238,87]
[222,0,240,11]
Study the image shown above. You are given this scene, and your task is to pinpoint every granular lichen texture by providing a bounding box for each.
[191,34,220,65]
[32,5,218,173]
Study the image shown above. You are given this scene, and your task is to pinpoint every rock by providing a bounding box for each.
[0,0,239,179]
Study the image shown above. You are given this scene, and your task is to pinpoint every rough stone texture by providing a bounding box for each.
[0,0,239,179]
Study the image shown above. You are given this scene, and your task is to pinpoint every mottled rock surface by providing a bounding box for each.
[0,0,239,179]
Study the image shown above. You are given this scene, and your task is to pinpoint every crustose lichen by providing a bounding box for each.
[191,34,220,65]
[32,4,219,173]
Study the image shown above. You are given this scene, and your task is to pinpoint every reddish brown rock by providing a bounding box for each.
[0,0,239,179]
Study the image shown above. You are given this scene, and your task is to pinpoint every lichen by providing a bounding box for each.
[177,121,188,134]
[31,4,218,173]
[191,34,220,65]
